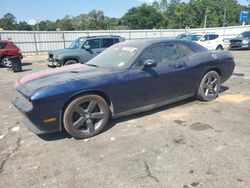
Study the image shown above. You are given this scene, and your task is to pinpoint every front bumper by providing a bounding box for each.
[229,44,249,50]
[12,92,61,135]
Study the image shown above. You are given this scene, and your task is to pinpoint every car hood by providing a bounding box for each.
[15,64,115,97]
[230,37,249,41]
[48,48,77,55]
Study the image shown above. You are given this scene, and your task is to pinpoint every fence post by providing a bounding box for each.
[62,32,66,48]
[33,32,38,55]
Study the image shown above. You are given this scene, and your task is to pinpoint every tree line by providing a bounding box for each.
[0,0,249,31]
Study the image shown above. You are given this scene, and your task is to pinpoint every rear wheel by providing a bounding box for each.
[196,71,221,102]
[64,59,78,66]
[63,95,110,139]
[1,56,12,68]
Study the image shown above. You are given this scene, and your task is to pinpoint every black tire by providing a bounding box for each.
[1,56,12,68]
[64,59,78,66]
[196,71,221,102]
[63,95,110,139]
[216,45,223,51]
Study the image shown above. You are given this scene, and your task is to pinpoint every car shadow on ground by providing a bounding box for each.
[38,85,229,141]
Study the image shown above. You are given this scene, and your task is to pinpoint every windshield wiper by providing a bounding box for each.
[86,64,98,67]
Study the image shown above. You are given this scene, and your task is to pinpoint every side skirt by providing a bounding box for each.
[112,93,194,119]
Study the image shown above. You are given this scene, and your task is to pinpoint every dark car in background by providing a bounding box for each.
[48,35,125,67]
[229,31,250,50]
[13,39,235,139]
[0,40,22,68]
[175,33,189,39]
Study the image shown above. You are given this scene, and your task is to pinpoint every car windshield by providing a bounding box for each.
[67,38,85,49]
[238,32,250,38]
[87,45,138,69]
[184,35,203,41]
[176,34,187,39]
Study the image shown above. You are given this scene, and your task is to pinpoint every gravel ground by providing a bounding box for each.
[0,51,249,188]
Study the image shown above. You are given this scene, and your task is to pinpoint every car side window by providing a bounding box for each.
[102,38,114,48]
[204,35,209,41]
[209,35,219,40]
[85,39,100,49]
[135,46,163,67]
[113,38,119,44]
[134,44,194,67]
[0,43,7,49]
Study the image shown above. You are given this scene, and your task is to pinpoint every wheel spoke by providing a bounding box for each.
[75,106,85,116]
[207,76,212,84]
[205,88,209,96]
[211,79,218,86]
[87,101,97,113]
[86,119,95,133]
[73,117,85,129]
[91,112,105,119]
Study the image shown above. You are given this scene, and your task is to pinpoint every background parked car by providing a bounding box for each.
[0,40,22,68]
[48,35,125,67]
[183,33,224,51]
[229,31,250,50]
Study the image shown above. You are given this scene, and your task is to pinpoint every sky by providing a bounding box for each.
[0,0,249,22]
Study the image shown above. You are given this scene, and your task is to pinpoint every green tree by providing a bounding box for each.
[0,13,17,30]
[86,10,106,30]
[17,21,32,30]
[122,4,163,29]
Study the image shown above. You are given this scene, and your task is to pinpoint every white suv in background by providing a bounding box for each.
[184,33,224,50]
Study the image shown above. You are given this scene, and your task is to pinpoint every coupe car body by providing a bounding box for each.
[13,39,235,139]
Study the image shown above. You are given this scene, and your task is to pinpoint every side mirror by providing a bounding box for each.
[143,59,157,68]
[84,44,91,50]
[200,37,205,42]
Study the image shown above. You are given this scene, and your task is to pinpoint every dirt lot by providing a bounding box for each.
[0,51,250,188]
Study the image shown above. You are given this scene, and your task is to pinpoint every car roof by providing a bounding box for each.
[0,40,11,43]
[78,35,122,39]
[188,32,219,35]
[115,38,196,49]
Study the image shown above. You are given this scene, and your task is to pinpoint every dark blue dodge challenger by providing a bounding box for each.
[13,39,235,139]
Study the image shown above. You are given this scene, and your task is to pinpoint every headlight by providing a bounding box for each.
[57,54,63,60]
[242,40,249,44]
[53,54,58,59]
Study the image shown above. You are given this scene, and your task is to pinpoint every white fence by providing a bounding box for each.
[0,25,250,54]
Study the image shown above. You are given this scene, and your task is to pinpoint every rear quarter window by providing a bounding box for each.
[209,35,219,40]
[102,38,115,48]
[0,43,7,49]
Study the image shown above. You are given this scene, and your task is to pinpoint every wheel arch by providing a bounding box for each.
[62,56,81,64]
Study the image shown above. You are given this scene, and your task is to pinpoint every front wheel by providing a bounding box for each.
[1,56,12,68]
[196,71,221,102]
[63,95,110,139]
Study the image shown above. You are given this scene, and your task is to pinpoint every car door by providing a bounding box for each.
[199,34,212,50]
[120,43,197,111]
[209,34,220,50]
[80,39,101,62]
